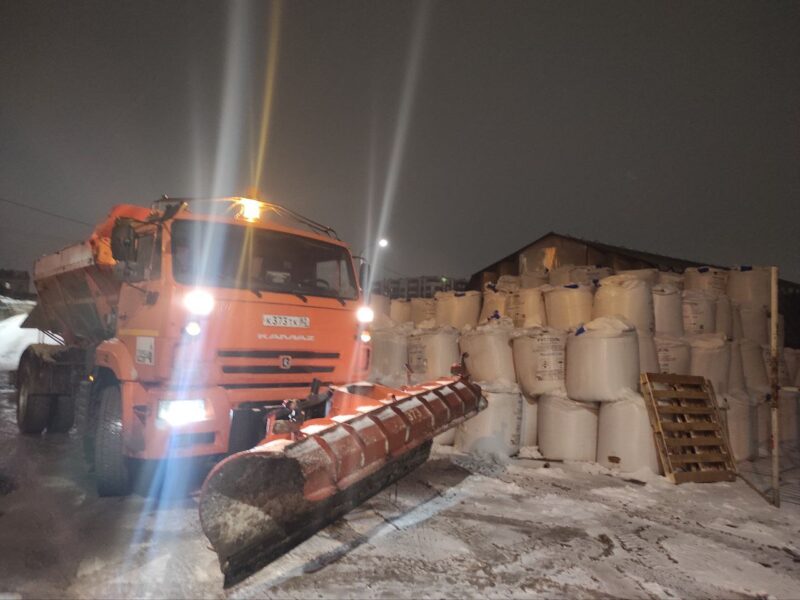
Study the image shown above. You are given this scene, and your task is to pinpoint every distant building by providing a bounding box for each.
[469,231,800,348]
[0,270,33,298]
[372,275,468,299]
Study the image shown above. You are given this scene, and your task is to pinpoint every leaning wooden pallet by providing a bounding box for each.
[641,373,737,484]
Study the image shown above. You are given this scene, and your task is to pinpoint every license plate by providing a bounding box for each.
[263,314,310,328]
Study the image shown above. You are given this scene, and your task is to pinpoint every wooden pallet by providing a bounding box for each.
[641,373,737,484]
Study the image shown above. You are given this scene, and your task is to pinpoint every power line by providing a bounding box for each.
[0,225,75,244]
[0,196,93,227]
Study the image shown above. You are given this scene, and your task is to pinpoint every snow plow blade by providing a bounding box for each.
[199,377,485,587]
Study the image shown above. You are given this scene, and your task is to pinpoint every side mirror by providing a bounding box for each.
[359,261,371,290]
[110,220,136,262]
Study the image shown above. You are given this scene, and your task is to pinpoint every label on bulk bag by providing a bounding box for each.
[407,339,428,373]
[682,298,713,334]
[535,334,566,382]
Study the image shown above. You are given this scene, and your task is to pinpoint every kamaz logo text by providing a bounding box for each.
[257,333,315,342]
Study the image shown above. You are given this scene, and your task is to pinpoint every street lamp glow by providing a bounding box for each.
[378,238,389,248]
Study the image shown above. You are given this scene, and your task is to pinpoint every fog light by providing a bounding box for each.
[158,399,206,426]
[360,331,372,343]
[185,321,202,336]
[183,289,215,315]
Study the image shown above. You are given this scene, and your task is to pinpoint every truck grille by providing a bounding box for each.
[218,350,340,359]
[221,365,335,374]
[216,348,341,388]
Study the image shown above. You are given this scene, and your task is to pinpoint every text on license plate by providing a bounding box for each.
[263,314,310,328]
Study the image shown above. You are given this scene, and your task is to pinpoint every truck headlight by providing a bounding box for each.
[158,399,207,425]
[183,290,215,315]
[356,306,374,323]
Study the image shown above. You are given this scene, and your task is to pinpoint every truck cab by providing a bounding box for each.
[16,197,374,495]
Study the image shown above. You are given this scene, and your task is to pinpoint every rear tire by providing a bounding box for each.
[94,385,130,496]
[47,395,75,433]
[16,382,51,434]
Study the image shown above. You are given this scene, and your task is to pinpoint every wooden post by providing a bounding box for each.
[769,266,780,507]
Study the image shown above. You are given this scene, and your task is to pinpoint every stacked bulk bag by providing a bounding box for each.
[596,392,660,474]
[652,284,683,336]
[715,295,733,339]
[550,265,613,286]
[593,274,654,334]
[617,268,658,285]
[688,333,730,395]
[455,381,522,460]
[760,346,791,387]
[638,332,660,374]
[728,340,746,392]
[657,271,684,289]
[654,335,691,374]
[740,339,770,393]
[410,297,435,325]
[724,390,753,461]
[727,266,771,309]
[738,303,768,345]
[542,284,593,330]
[538,393,599,461]
[548,265,576,286]
[406,327,459,384]
[507,287,547,328]
[496,275,521,293]
[566,316,640,401]
[682,290,716,335]
[511,327,567,397]
[684,266,728,297]
[520,270,549,289]
[434,290,481,329]
[369,294,391,321]
[459,319,516,383]
[390,298,413,324]
[369,325,410,387]
[520,394,539,446]
[479,286,510,322]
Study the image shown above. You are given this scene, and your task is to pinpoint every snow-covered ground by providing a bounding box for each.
[0,312,56,371]
[1,366,798,600]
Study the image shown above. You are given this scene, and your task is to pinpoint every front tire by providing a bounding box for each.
[94,385,131,496]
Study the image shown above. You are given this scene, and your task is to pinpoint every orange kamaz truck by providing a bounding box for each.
[17,196,485,584]
[17,197,375,492]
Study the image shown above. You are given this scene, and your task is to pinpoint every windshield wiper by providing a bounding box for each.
[292,291,309,303]
[249,287,262,298]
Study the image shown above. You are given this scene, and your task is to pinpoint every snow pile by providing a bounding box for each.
[0,314,56,371]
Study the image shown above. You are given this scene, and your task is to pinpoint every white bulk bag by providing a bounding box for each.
[548,265,577,286]
[715,295,733,339]
[507,287,547,329]
[369,294,391,318]
[738,303,768,344]
[496,275,520,293]
[520,270,549,288]
[638,331,660,374]
[479,288,509,322]
[410,297,435,325]
[511,327,567,396]
[725,391,753,461]
[434,290,481,329]
[727,266,771,309]
[779,390,799,448]
[688,334,730,395]
[551,265,613,286]
[455,383,522,459]
[654,335,691,374]
[740,339,769,393]
[728,340,746,392]
[538,394,598,461]
[682,290,716,335]
[657,271,684,290]
[566,316,640,401]
[652,283,683,336]
[390,299,412,324]
[407,327,460,383]
[369,328,408,385]
[520,393,538,446]
[542,284,593,331]
[617,268,658,285]
[460,320,516,383]
[596,393,660,474]
[593,274,654,334]
[754,393,770,455]
[684,266,728,297]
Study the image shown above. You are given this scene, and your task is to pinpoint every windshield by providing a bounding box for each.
[170,220,358,300]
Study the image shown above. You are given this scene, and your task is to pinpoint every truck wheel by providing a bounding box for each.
[94,385,130,496]
[16,375,51,435]
[48,395,75,433]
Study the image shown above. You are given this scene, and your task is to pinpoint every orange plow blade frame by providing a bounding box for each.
[198,377,485,587]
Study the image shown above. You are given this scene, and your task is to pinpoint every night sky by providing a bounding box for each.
[1,1,798,282]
